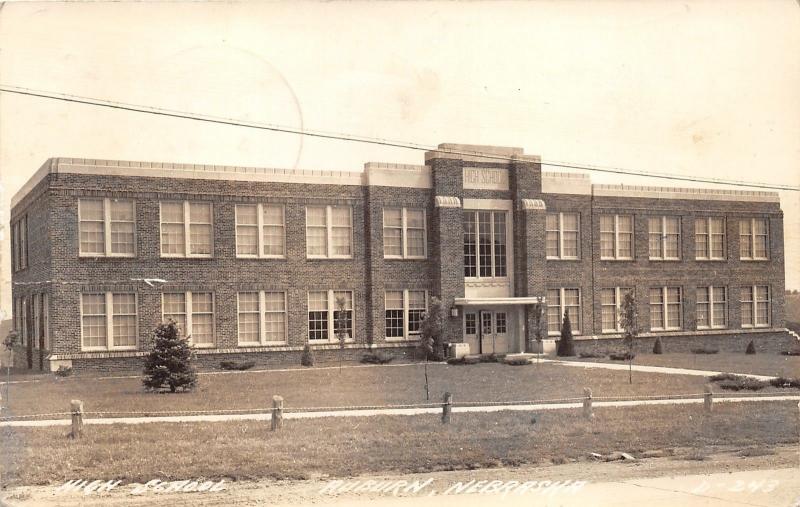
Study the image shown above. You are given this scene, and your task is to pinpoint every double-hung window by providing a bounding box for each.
[739,218,768,260]
[78,199,136,256]
[648,216,680,260]
[80,293,137,351]
[600,287,633,333]
[741,286,770,328]
[306,206,353,258]
[11,216,28,271]
[384,290,428,339]
[546,288,581,335]
[695,217,725,260]
[649,287,682,331]
[696,286,727,329]
[463,210,507,277]
[160,202,213,257]
[237,291,287,345]
[162,292,215,347]
[307,290,354,342]
[599,214,633,259]
[235,204,286,258]
[546,212,579,259]
[383,208,426,258]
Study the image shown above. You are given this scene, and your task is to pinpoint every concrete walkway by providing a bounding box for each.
[539,358,777,381]
[2,394,797,428]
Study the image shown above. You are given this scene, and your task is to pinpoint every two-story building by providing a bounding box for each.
[8,143,790,372]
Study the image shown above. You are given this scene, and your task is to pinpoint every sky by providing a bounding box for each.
[0,1,798,319]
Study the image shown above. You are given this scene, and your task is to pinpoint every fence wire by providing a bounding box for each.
[1,391,798,422]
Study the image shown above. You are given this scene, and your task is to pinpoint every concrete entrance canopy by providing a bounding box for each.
[453,297,544,306]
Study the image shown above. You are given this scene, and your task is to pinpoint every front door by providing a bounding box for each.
[478,310,508,355]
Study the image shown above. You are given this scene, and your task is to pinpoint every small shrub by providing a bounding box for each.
[446,357,465,365]
[745,341,756,355]
[504,356,531,366]
[301,344,315,367]
[219,360,256,371]
[690,347,719,354]
[781,350,800,356]
[479,353,499,363]
[652,337,663,355]
[54,365,73,377]
[609,352,635,361]
[361,352,393,364]
[717,376,768,391]
[769,377,800,389]
[708,372,739,382]
[578,351,605,358]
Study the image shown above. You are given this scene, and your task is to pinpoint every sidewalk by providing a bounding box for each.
[540,358,777,381]
[2,394,797,428]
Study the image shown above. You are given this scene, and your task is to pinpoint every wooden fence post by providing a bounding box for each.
[442,392,452,424]
[271,395,284,431]
[704,384,713,414]
[69,399,83,438]
[583,387,594,420]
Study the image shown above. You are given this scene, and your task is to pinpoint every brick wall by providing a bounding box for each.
[9,157,789,372]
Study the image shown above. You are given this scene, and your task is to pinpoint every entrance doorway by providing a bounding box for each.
[464,310,508,355]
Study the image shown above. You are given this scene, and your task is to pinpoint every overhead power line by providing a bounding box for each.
[0,84,797,192]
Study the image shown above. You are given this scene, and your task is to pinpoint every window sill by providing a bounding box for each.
[160,255,214,259]
[649,328,682,332]
[383,256,428,261]
[740,258,769,262]
[695,258,727,262]
[238,341,287,347]
[546,257,581,261]
[696,326,727,331]
[648,258,681,262]
[306,256,354,261]
[235,255,287,260]
[385,336,420,343]
[599,258,634,262]
[81,346,137,353]
[79,254,137,259]
[741,325,770,329]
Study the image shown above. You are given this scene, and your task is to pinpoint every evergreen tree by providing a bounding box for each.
[556,309,576,357]
[142,321,197,393]
[653,336,664,354]
[745,340,756,355]
[301,344,315,367]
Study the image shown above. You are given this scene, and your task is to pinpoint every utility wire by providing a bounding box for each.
[1,84,797,192]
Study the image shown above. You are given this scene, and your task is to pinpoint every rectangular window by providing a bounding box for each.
[308,290,355,341]
[695,217,725,260]
[463,210,507,277]
[19,215,28,269]
[599,214,633,260]
[697,286,727,329]
[649,287,682,331]
[306,205,353,258]
[384,290,428,339]
[741,285,770,328]
[11,221,18,272]
[160,201,213,257]
[739,218,768,260]
[648,216,680,260]
[237,291,287,345]
[547,288,581,335]
[546,212,580,259]
[601,287,633,333]
[235,204,286,258]
[465,313,477,335]
[162,292,215,347]
[383,207,427,259]
[81,293,137,350]
[79,199,136,256]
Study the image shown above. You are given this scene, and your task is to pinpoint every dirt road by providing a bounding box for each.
[2,445,798,507]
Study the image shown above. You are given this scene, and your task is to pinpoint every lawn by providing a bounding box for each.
[567,352,800,377]
[1,401,797,487]
[1,362,747,418]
